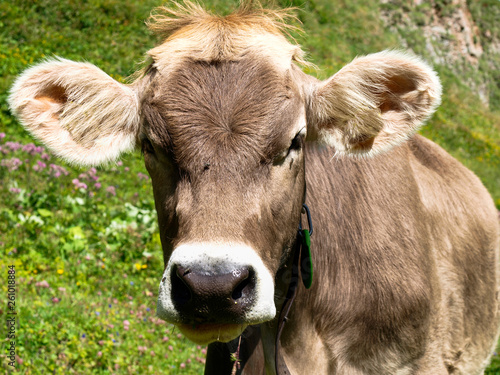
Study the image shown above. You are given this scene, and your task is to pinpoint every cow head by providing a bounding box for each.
[9,2,441,345]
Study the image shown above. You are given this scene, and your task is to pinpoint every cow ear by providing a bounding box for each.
[8,58,141,166]
[306,51,442,156]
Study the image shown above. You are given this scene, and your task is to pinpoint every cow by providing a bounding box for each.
[8,1,500,374]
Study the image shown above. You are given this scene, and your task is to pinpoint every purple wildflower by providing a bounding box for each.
[33,160,47,171]
[72,179,88,190]
[35,280,50,288]
[5,142,22,151]
[21,144,43,155]
[22,143,33,152]
[49,164,69,178]
[1,158,22,171]
[82,168,100,181]
[106,186,116,196]
[137,172,149,180]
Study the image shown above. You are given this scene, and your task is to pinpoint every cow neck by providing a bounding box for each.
[274,203,313,375]
[228,200,313,375]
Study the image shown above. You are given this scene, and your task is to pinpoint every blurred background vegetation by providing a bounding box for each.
[0,0,499,373]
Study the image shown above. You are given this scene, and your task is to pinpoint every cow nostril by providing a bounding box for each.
[170,264,256,316]
[171,265,192,304]
[231,268,255,301]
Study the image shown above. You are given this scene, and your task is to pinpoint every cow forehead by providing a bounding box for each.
[143,57,304,171]
[149,31,302,75]
[147,13,307,75]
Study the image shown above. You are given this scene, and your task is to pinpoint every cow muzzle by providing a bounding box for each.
[157,242,276,344]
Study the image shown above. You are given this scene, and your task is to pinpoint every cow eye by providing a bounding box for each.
[141,137,156,156]
[289,129,305,152]
[287,127,306,155]
[273,128,306,165]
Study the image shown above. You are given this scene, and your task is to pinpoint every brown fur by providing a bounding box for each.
[141,56,306,277]
[278,138,499,374]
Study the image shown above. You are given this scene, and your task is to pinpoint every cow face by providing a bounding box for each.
[141,58,308,343]
[9,5,440,346]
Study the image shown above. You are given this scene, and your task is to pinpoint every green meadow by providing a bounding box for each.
[0,0,499,373]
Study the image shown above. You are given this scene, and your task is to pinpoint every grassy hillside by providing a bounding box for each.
[1,0,499,373]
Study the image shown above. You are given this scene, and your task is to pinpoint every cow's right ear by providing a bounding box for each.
[8,58,141,166]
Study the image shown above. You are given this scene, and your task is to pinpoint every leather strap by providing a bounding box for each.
[228,231,303,375]
[274,233,302,375]
[229,206,312,375]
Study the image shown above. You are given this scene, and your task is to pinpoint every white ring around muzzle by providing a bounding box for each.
[157,242,276,324]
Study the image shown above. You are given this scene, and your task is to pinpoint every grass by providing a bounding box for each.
[0,0,499,373]
[0,138,206,373]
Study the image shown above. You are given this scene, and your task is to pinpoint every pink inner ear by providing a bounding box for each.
[33,84,68,121]
[349,135,375,152]
[35,83,68,104]
[33,96,62,120]
[379,73,419,113]
[385,73,418,94]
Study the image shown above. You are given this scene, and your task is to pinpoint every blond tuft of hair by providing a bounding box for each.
[146,0,310,66]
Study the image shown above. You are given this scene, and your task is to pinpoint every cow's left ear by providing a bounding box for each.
[9,58,141,166]
[306,51,442,156]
